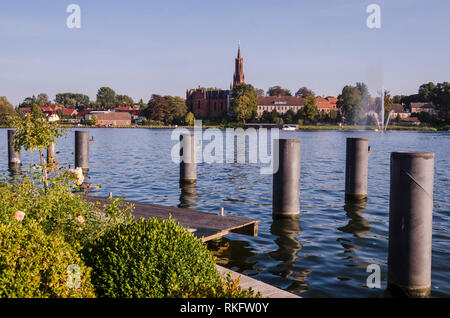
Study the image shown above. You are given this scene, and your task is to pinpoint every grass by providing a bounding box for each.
[296,125,438,131]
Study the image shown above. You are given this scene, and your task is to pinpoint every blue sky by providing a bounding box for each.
[1,0,449,106]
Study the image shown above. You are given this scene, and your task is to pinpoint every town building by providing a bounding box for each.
[409,102,436,114]
[186,44,245,119]
[257,96,303,117]
[390,103,411,119]
[86,111,131,127]
[316,97,338,118]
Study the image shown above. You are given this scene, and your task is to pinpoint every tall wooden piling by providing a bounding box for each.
[388,152,434,297]
[7,130,21,168]
[75,131,89,171]
[345,137,369,201]
[180,133,196,184]
[272,139,301,219]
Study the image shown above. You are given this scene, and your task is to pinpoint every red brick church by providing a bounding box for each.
[186,44,245,118]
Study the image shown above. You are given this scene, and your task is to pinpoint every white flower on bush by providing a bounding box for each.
[68,167,84,185]
[14,211,25,221]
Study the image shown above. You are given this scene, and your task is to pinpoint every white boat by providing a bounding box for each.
[282,125,296,131]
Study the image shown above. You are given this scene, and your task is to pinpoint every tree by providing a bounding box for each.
[90,114,98,126]
[165,96,187,124]
[393,95,406,104]
[145,94,172,123]
[96,87,116,108]
[356,82,371,111]
[328,109,338,123]
[55,93,90,108]
[230,83,258,123]
[31,104,44,119]
[255,88,265,97]
[0,96,18,125]
[295,87,315,98]
[267,86,292,96]
[270,109,280,123]
[431,82,450,123]
[384,90,393,119]
[284,109,296,124]
[231,95,251,123]
[185,112,195,126]
[302,95,319,124]
[36,93,50,106]
[260,110,271,123]
[19,96,37,108]
[115,95,134,107]
[418,82,436,102]
[138,98,146,110]
[337,85,362,125]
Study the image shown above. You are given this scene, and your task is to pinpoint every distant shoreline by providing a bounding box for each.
[1,124,446,131]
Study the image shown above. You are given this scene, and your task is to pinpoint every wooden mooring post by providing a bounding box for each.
[272,138,301,219]
[345,137,369,201]
[75,131,90,171]
[7,129,21,168]
[388,152,434,297]
[179,133,196,184]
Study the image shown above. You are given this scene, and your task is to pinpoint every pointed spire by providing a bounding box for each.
[237,40,241,58]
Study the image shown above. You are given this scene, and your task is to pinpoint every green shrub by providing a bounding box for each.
[168,273,262,298]
[0,221,95,298]
[83,217,222,297]
[0,169,133,247]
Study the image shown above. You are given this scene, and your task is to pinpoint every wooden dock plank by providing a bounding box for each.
[216,265,300,298]
[85,195,259,242]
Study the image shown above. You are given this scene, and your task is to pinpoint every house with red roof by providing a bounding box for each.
[316,97,338,117]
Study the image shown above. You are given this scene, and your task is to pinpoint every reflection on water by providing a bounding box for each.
[178,183,198,209]
[8,164,21,179]
[269,218,312,294]
[207,237,258,273]
[269,218,302,276]
[338,200,372,237]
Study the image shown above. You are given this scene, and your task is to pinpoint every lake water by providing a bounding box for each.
[1,128,449,297]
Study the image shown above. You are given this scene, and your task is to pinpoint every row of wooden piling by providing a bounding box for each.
[6,130,435,297]
[7,130,91,171]
[178,133,435,297]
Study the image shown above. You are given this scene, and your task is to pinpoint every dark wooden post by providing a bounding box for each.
[388,152,434,297]
[345,138,369,201]
[272,139,301,218]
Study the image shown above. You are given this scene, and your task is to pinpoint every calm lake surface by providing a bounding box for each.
[1,128,449,297]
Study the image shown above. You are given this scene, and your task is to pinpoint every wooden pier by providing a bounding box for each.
[86,195,259,242]
[216,265,300,298]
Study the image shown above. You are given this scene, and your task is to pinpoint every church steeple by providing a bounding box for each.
[233,41,245,87]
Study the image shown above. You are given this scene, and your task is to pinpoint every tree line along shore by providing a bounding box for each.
[0,81,449,130]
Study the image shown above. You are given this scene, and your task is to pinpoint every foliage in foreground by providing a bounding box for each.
[0,169,133,247]
[0,221,95,298]
[83,217,261,298]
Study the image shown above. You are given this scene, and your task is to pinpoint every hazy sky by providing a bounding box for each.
[1,0,449,106]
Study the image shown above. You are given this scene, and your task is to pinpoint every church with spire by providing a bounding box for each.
[232,42,245,88]
[186,43,245,119]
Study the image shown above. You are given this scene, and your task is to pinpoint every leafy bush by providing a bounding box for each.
[0,221,95,298]
[168,273,262,298]
[83,217,224,297]
[0,168,133,247]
